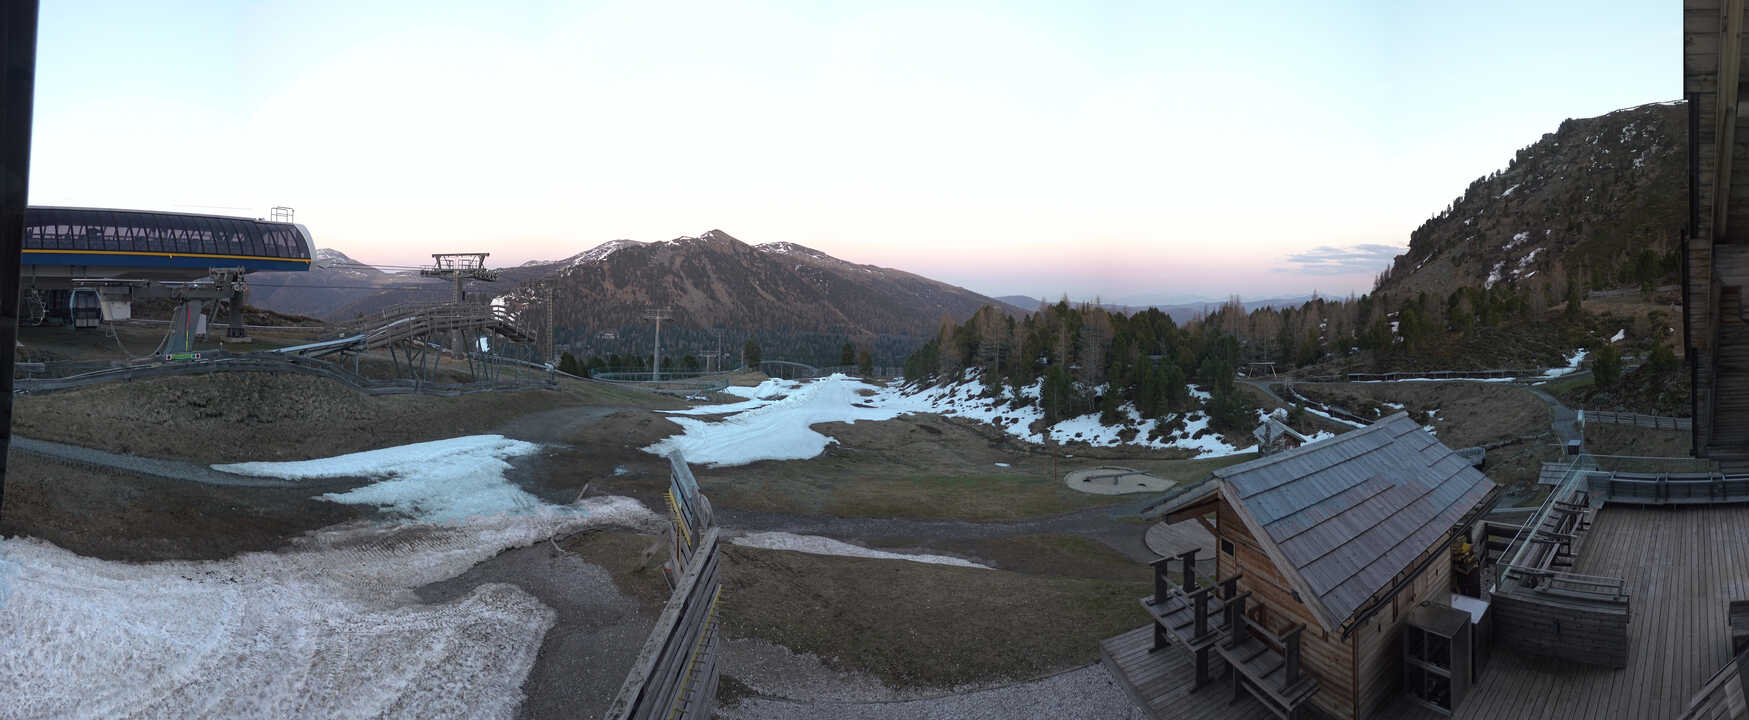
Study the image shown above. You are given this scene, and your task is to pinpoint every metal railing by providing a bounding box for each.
[1582,411,1693,431]
[13,350,554,397]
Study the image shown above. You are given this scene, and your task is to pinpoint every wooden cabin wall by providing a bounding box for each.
[1352,556,1454,720]
[1217,500,1357,720]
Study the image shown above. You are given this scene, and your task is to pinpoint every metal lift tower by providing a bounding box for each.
[645,306,672,381]
[421,253,498,356]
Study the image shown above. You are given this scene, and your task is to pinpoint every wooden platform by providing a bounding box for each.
[1379,505,1749,720]
[1099,626,1274,720]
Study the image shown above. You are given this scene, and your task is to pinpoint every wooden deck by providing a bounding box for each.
[1099,625,1275,720]
[1379,504,1749,720]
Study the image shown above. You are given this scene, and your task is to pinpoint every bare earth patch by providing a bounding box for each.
[718,543,1149,689]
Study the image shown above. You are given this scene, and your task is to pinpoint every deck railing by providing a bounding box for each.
[1146,551,1318,716]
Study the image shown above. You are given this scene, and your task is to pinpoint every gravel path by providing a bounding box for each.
[714,501,1158,563]
[717,663,1144,720]
[11,435,303,488]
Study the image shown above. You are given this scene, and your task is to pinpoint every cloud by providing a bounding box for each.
[1278,243,1404,276]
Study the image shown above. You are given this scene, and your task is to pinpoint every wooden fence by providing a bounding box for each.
[1581,410,1693,431]
[607,452,723,720]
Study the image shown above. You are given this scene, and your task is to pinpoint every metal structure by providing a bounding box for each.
[275,301,535,385]
[544,280,555,364]
[0,0,40,516]
[16,206,314,329]
[420,252,497,356]
[645,306,671,381]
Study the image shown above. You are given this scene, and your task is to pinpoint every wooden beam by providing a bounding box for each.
[1163,496,1219,525]
[1713,0,1745,243]
[1194,514,1219,539]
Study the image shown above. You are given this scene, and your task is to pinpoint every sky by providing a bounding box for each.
[28,1,1675,303]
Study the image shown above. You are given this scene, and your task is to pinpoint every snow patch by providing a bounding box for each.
[216,435,546,525]
[1542,349,1590,378]
[732,532,989,569]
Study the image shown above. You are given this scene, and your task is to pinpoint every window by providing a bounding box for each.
[1221,539,1235,556]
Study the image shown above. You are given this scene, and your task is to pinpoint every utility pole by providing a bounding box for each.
[421,253,498,357]
[645,306,671,381]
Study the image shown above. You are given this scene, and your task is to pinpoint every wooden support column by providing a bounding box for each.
[1150,556,1172,605]
[1178,547,1199,591]
[1282,624,1304,689]
[1225,591,1252,649]
[1715,0,1746,245]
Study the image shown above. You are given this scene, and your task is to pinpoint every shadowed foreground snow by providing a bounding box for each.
[0,435,661,720]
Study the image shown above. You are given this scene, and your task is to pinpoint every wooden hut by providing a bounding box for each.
[1109,413,1499,719]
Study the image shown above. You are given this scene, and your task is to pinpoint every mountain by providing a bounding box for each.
[247,248,432,319]
[254,230,1016,363]
[495,230,1003,338]
[1375,101,1686,299]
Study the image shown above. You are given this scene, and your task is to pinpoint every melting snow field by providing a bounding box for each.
[647,373,1262,466]
[217,435,548,524]
[731,532,990,569]
[1542,349,1590,379]
[0,437,661,720]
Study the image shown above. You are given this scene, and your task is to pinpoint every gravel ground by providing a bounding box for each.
[416,524,664,720]
[716,663,1144,720]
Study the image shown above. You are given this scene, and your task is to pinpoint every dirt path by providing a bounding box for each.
[414,530,659,720]
[11,435,303,488]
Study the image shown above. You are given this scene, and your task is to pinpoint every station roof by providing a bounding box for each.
[1164,413,1496,633]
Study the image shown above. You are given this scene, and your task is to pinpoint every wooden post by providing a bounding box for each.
[1150,555,1173,605]
[1282,624,1304,689]
[1191,586,1213,640]
[1178,548,1199,591]
[1225,591,1252,649]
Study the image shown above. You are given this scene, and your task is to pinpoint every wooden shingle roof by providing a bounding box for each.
[1209,412,1495,632]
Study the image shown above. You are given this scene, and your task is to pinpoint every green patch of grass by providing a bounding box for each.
[707,470,1127,522]
[720,544,1150,688]
[912,534,1148,580]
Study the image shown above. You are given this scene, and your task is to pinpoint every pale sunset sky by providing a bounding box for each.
[28,1,1673,303]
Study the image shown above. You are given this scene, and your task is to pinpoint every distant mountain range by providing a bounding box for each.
[995,294,1320,323]
[250,232,1013,365]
